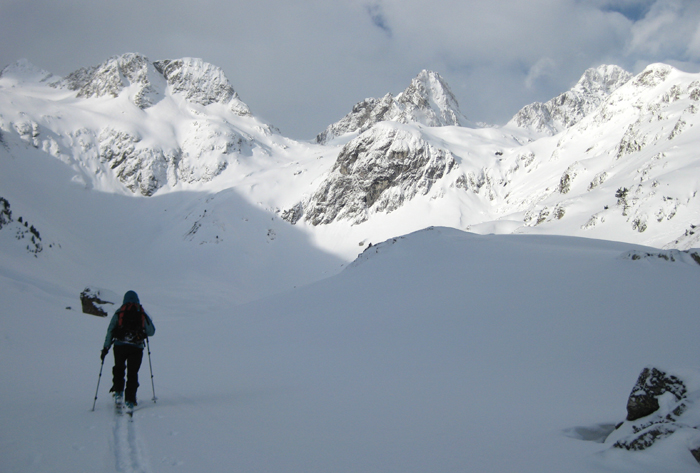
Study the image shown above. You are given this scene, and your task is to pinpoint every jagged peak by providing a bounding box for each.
[0,59,55,84]
[396,69,469,128]
[316,69,468,144]
[47,54,251,114]
[290,122,459,225]
[511,64,632,135]
[573,64,633,97]
[153,57,249,113]
[54,53,155,103]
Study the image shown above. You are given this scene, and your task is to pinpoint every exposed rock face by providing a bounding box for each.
[0,197,10,229]
[605,366,700,461]
[317,70,468,143]
[625,367,687,421]
[153,58,251,114]
[512,65,632,135]
[620,248,700,265]
[56,53,162,109]
[0,197,44,255]
[53,54,251,115]
[285,125,458,225]
[97,128,177,196]
[80,287,116,317]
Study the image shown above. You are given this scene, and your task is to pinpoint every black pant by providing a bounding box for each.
[111,344,143,404]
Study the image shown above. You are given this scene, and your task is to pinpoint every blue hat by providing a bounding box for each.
[123,290,140,304]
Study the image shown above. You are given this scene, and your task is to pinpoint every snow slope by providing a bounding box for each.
[2,225,700,472]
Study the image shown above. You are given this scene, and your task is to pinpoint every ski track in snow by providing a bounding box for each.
[112,410,151,473]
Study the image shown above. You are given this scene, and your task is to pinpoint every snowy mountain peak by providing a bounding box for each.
[0,59,55,85]
[53,53,162,109]
[574,64,632,96]
[49,54,251,114]
[396,69,469,128]
[632,63,674,88]
[153,57,250,114]
[316,70,468,143]
[0,53,274,196]
[511,64,632,135]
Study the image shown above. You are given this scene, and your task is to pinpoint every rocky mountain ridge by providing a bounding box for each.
[0,54,276,196]
[316,70,469,144]
[283,63,700,252]
[49,53,250,113]
[1,55,699,252]
[285,124,459,225]
[510,64,633,135]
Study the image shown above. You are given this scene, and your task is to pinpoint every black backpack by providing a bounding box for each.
[113,302,147,343]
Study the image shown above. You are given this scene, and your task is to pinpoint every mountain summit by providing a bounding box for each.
[316,70,469,143]
[511,64,633,135]
[0,53,275,196]
[52,53,251,114]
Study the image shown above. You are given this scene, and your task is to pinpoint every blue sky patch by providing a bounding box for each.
[366,3,392,37]
[600,0,654,22]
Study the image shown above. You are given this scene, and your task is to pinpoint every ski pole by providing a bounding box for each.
[146,337,157,403]
[91,356,105,411]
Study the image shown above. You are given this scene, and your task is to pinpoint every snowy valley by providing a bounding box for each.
[1,53,700,472]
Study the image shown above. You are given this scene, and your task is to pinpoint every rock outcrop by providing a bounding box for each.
[285,124,458,225]
[604,367,700,462]
[80,287,116,317]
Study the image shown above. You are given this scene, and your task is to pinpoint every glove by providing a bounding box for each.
[101,347,109,361]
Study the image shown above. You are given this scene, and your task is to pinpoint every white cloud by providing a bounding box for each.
[525,58,557,89]
[1,0,700,138]
[687,22,700,59]
[624,0,700,58]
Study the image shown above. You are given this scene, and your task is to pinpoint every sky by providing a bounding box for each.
[2,0,700,139]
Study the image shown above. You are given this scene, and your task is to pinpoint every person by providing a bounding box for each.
[101,290,155,409]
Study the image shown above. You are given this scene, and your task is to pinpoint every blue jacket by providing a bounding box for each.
[103,290,156,349]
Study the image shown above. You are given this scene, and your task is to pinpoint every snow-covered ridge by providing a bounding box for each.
[316,70,469,143]
[2,55,700,252]
[50,53,250,114]
[282,62,700,253]
[0,54,285,196]
[511,64,633,135]
[0,58,55,85]
[153,57,251,114]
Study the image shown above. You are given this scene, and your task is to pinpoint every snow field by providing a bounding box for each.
[3,227,700,472]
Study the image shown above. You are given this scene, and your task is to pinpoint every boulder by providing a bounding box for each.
[605,366,700,462]
[80,287,116,317]
[625,366,686,421]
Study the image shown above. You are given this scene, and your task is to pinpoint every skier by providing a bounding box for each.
[100,290,155,409]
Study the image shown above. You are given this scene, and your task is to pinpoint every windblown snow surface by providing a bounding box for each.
[2,146,700,473]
